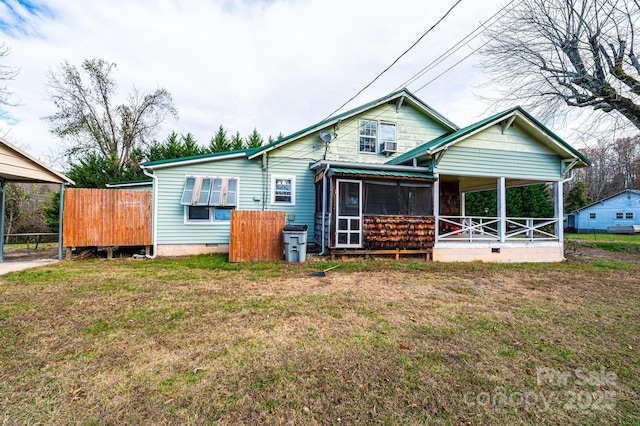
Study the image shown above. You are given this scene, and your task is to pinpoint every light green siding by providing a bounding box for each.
[436,124,563,180]
[154,158,263,245]
[153,156,317,245]
[271,103,450,164]
[265,157,316,236]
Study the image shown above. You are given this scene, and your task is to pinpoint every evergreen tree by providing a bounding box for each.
[245,128,264,148]
[146,132,205,162]
[44,191,61,232]
[564,181,592,213]
[465,184,554,218]
[67,152,145,188]
[230,131,244,151]
[209,125,231,153]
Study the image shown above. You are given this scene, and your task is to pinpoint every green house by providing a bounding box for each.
[141,89,590,262]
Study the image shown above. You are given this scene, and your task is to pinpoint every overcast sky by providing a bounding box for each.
[0,0,528,167]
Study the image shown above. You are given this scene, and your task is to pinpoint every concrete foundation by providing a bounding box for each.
[432,242,564,263]
[156,244,230,257]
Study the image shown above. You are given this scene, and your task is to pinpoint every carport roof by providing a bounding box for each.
[0,137,73,184]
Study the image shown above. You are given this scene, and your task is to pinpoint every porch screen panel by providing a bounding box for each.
[399,184,432,216]
[364,182,399,214]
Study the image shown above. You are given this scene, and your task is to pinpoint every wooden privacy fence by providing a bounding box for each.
[63,189,151,254]
[229,210,286,262]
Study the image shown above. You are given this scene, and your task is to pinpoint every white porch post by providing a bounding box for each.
[460,192,466,216]
[434,179,440,242]
[554,181,563,242]
[497,177,506,242]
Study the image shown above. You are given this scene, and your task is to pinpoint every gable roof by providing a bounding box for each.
[570,189,640,214]
[386,106,592,167]
[246,88,458,160]
[0,137,74,184]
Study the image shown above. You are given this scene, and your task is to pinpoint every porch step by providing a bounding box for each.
[329,248,432,261]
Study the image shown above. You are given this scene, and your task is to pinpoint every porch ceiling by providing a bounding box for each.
[443,175,547,193]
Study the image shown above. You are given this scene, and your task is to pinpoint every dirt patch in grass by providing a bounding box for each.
[0,253,639,425]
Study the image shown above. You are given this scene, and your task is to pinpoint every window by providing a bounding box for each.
[616,212,624,219]
[589,213,596,219]
[271,175,295,205]
[359,120,378,153]
[626,212,634,219]
[181,176,239,223]
[364,181,432,216]
[380,122,397,152]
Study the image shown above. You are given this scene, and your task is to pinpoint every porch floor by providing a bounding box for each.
[329,247,433,261]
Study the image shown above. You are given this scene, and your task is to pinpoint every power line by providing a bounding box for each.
[323,0,462,120]
[400,0,522,94]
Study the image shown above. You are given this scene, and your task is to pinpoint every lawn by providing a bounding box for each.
[0,248,639,425]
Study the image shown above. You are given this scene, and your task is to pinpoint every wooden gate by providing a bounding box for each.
[63,188,151,252]
[229,210,285,262]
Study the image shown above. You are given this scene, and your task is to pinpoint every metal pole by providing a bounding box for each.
[0,180,5,263]
[58,184,65,260]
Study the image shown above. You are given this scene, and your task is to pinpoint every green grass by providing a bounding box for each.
[566,232,640,242]
[0,253,639,424]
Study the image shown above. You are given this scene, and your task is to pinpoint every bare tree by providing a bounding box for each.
[0,41,19,109]
[44,58,178,168]
[480,0,640,134]
[572,136,640,200]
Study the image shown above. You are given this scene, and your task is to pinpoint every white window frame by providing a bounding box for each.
[616,212,624,219]
[379,122,397,152]
[359,119,378,154]
[182,175,240,224]
[625,212,634,219]
[271,175,296,206]
[589,212,596,219]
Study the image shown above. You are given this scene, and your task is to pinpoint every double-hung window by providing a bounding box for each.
[181,176,238,223]
[271,175,295,205]
[359,120,378,153]
[626,212,634,219]
[616,212,624,219]
[359,120,397,154]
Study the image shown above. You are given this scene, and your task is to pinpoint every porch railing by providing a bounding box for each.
[438,216,559,242]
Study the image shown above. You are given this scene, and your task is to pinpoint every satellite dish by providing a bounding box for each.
[319,130,333,143]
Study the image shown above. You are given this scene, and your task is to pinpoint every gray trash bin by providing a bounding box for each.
[283,224,308,262]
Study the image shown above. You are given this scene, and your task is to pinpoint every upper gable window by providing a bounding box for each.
[359,120,396,154]
[359,120,378,153]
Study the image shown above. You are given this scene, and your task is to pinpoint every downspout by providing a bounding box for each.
[318,163,330,256]
[142,166,158,259]
[0,180,5,263]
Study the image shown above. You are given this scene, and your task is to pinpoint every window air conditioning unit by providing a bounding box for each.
[381,140,397,153]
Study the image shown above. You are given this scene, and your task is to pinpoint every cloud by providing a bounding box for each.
[0,0,515,165]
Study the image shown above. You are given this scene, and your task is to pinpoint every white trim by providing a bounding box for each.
[144,152,247,170]
[358,119,378,153]
[335,179,363,248]
[310,160,431,173]
[270,174,296,206]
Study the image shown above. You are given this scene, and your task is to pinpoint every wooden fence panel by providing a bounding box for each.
[229,210,286,262]
[63,188,151,247]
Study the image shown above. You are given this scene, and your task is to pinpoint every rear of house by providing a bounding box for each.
[141,89,590,262]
